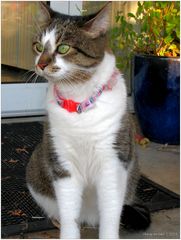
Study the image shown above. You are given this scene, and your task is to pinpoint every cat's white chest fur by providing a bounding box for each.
[47,53,127,184]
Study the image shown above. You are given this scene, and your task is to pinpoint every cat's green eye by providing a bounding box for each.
[35,42,44,53]
[57,44,70,54]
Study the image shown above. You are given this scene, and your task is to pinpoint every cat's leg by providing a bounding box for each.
[54,177,83,239]
[96,159,128,239]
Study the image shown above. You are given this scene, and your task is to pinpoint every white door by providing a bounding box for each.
[2,1,82,118]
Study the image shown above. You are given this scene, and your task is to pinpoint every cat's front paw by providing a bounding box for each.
[60,232,80,239]
[60,224,80,239]
[99,231,119,239]
[99,234,119,239]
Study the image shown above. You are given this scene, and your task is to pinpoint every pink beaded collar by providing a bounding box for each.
[54,69,119,114]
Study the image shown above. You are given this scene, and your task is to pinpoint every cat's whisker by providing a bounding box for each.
[33,74,39,84]
[24,72,34,84]
[22,67,35,75]
[62,76,77,90]
[65,73,91,84]
[64,78,81,87]
[25,72,37,83]
[63,75,83,88]
[70,66,94,74]
[21,68,35,82]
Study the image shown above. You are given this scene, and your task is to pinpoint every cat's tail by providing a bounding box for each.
[121,204,151,230]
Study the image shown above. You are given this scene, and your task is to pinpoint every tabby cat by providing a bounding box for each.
[26,2,150,239]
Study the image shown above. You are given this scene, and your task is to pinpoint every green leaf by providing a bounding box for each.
[128,13,136,18]
[136,2,143,17]
[164,36,174,44]
[172,9,178,14]
[164,14,173,22]
[159,2,169,8]
[154,11,161,18]
[115,15,120,23]
[141,19,148,32]
[143,1,153,9]
[153,28,160,36]
[169,44,178,50]
[166,23,176,34]
[138,1,142,8]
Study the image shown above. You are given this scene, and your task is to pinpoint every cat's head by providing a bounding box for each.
[33,2,111,84]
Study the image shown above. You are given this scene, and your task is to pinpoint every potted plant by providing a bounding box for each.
[111,1,180,144]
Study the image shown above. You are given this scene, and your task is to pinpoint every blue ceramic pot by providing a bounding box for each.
[133,54,180,145]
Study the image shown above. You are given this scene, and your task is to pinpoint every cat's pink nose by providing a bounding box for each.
[37,63,48,70]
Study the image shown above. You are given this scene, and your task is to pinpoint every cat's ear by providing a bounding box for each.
[37,2,53,26]
[82,2,111,38]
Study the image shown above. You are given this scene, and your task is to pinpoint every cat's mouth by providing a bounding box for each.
[35,64,93,84]
[42,71,63,83]
[35,65,62,81]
